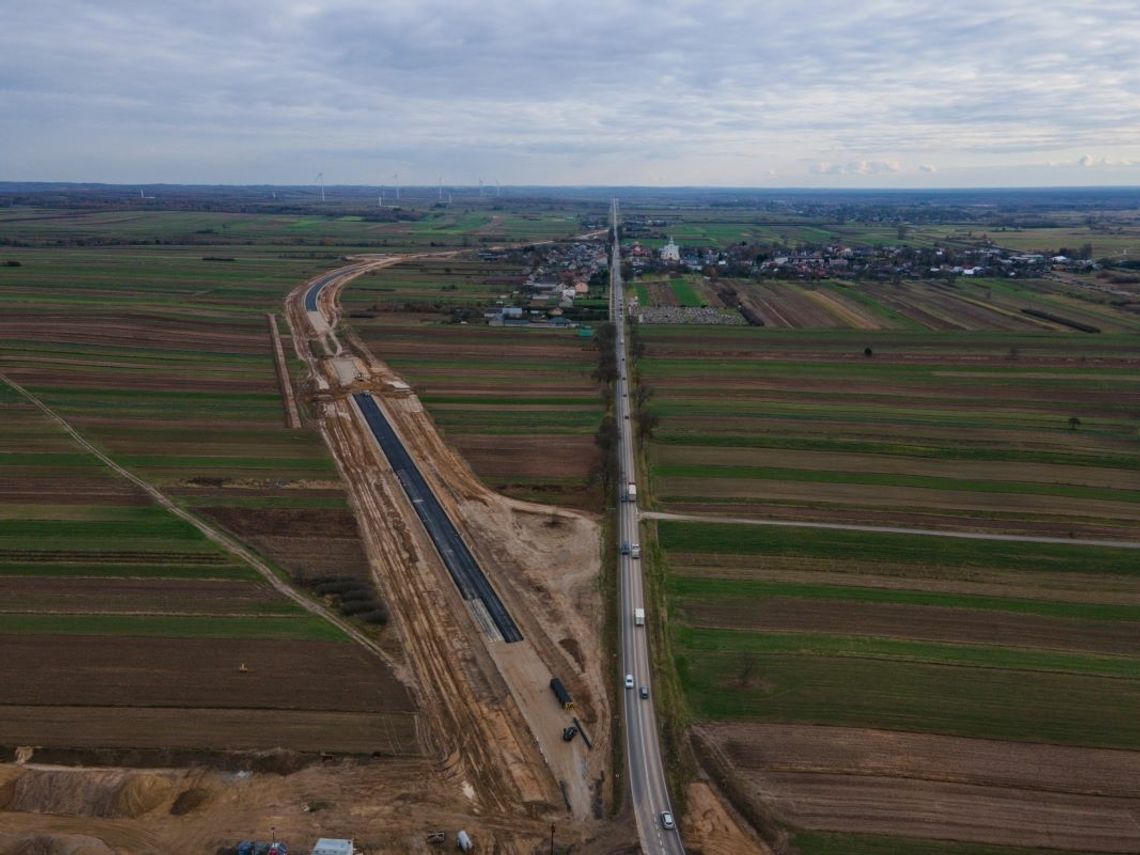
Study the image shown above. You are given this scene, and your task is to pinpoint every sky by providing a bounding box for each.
[3,0,1140,188]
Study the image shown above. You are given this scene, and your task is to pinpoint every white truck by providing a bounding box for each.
[625,482,637,502]
[634,608,645,626]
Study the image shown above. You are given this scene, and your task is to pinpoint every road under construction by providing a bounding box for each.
[283,254,613,845]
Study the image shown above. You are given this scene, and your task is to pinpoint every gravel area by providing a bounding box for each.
[637,307,747,325]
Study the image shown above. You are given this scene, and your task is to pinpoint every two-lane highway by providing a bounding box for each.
[611,199,685,855]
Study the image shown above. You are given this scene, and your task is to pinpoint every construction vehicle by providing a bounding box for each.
[562,724,579,742]
[550,677,573,710]
[625,482,637,502]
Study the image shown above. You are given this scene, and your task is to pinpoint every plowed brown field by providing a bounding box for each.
[702,723,1140,852]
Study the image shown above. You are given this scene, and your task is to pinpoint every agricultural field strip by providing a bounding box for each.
[647,513,1140,551]
[791,830,1127,855]
[651,445,1140,489]
[653,433,1140,471]
[674,648,1140,748]
[652,463,1140,503]
[0,372,410,664]
[668,577,1140,622]
[671,626,1139,679]
[0,613,340,640]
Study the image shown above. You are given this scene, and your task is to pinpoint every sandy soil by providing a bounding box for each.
[0,760,583,854]
[681,781,773,855]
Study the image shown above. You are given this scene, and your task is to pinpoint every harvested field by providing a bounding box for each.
[0,577,290,615]
[0,707,418,755]
[0,635,412,712]
[676,595,1140,656]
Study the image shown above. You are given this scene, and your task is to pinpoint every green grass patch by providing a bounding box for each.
[658,521,1140,576]
[674,651,1140,748]
[670,277,703,307]
[675,627,1140,679]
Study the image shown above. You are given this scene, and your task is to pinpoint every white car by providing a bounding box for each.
[624,674,634,689]
[661,811,675,830]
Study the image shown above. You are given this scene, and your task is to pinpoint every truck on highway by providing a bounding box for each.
[625,482,637,502]
[634,608,645,626]
[631,543,641,559]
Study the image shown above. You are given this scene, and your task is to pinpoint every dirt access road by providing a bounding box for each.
[284,256,611,840]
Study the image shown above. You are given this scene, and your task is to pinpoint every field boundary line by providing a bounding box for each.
[642,510,1140,549]
[267,312,301,429]
[0,372,404,668]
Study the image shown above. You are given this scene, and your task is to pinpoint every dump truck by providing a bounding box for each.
[634,608,645,626]
[550,676,573,710]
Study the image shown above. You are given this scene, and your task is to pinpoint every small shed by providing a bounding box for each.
[550,677,573,710]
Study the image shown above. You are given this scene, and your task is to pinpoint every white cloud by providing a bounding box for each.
[2,1,1140,185]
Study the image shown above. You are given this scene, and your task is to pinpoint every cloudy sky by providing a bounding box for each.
[3,0,1140,187]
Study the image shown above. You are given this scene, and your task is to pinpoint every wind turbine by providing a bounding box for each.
[438,177,443,202]
[392,173,400,202]
[315,172,325,202]
[478,177,484,198]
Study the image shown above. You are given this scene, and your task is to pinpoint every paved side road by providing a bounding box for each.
[611,200,687,855]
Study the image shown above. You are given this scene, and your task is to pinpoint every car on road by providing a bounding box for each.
[661,811,675,830]
[631,543,641,559]
[639,685,649,699]
[625,674,634,689]
[620,542,630,555]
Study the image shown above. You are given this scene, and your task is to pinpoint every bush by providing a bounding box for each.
[339,599,379,616]
[314,580,360,596]
[338,588,376,602]
[360,607,389,625]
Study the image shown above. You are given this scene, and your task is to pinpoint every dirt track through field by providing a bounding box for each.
[0,372,408,672]
[266,312,301,428]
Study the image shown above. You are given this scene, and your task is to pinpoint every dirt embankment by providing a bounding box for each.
[0,758,593,854]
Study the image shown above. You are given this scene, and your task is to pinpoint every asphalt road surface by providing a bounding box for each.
[353,392,523,643]
[611,200,686,854]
